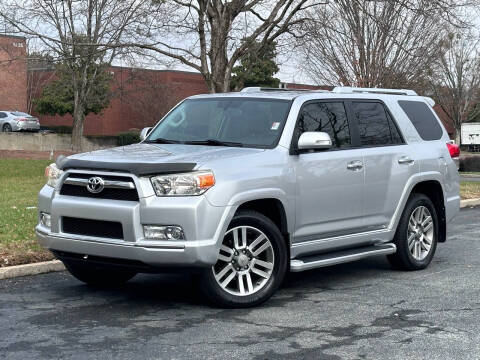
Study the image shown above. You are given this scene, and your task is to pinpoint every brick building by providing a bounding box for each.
[0,33,455,137]
[0,34,27,112]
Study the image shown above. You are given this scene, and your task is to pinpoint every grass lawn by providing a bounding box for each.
[460,181,480,200]
[0,158,54,267]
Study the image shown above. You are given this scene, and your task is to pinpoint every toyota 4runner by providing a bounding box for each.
[37,86,460,307]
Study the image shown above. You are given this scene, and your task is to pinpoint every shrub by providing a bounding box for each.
[40,125,73,134]
[459,155,480,172]
[116,131,140,146]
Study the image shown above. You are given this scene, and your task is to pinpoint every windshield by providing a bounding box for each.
[146,98,292,148]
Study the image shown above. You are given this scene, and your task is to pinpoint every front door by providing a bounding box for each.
[292,101,364,244]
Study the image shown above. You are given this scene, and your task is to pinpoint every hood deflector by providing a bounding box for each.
[56,157,196,176]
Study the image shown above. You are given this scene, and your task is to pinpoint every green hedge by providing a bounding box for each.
[460,156,480,172]
[116,131,140,146]
[40,125,72,134]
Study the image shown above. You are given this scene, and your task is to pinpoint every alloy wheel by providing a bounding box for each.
[212,225,275,296]
[407,206,434,261]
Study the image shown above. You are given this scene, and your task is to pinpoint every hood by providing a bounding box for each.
[57,143,265,175]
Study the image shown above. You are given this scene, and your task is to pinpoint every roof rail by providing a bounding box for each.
[240,87,328,93]
[332,87,417,96]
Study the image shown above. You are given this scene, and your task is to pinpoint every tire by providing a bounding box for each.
[63,261,137,286]
[2,123,12,132]
[388,193,438,271]
[200,210,288,308]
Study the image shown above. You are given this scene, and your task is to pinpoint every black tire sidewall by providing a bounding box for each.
[201,210,288,308]
[393,194,438,270]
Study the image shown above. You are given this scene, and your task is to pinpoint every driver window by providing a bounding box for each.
[296,102,351,149]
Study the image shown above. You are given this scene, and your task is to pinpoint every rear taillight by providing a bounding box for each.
[16,117,27,122]
[447,142,460,158]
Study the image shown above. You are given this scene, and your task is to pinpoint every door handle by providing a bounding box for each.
[398,156,414,165]
[347,160,363,171]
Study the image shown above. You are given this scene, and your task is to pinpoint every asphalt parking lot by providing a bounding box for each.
[1,207,479,360]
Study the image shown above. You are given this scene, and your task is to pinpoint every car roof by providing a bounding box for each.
[187,87,434,106]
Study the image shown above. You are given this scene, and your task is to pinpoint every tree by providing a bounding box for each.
[430,32,480,144]
[0,0,151,150]
[35,63,112,120]
[299,0,451,90]
[128,0,321,93]
[230,41,280,90]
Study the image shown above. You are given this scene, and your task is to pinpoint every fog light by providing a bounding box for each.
[143,225,185,240]
[40,212,51,228]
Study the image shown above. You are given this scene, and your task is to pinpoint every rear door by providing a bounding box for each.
[349,100,418,231]
[292,101,365,244]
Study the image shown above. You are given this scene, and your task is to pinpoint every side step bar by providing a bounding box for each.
[290,243,396,272]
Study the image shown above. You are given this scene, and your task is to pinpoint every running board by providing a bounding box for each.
[290,243,396,272]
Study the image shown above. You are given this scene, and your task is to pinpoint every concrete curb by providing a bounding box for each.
[0,260,65,280]
[460,198,480,208]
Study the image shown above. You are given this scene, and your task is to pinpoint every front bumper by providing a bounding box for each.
[37,182,233,269]
[36,227,219,268]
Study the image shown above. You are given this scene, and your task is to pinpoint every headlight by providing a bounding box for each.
[150,171,215,196]
[44,163,64,188]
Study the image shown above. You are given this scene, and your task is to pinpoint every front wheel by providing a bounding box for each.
[200,210,288,308]
[388,193,438,271]
[63,261,137,286]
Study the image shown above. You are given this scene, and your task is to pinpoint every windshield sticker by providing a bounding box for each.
[271,122,280,130]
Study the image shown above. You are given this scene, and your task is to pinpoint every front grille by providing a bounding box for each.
[60,173,139,201]
[62,217,124,239]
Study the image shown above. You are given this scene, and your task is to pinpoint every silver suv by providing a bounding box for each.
[36,87,460,307]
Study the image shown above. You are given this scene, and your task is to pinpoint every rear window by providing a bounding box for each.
[11,111,31,116]
[398,100,443,140]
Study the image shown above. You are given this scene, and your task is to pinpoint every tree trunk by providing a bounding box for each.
[454,125,461,145]
[71,95,85,152]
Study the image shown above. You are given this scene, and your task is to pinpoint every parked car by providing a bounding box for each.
[0,111,40,132]
[36,87,460,307]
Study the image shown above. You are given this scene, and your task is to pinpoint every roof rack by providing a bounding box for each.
[240,87,328,93]
[332,87,417,96]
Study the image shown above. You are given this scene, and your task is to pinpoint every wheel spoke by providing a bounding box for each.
[238,274,245,295]
[423,221,433,233]
[421,240,431,251]
[254,259,274,270]
[245,272,254,293]
[220,270,237,288]
[215,263,234,281]
[408,233,416,250]
[218,245,234,262]
[248,234,266,252]
[251,264,270,279]
[421,216,432,227]
[416,207,424,223]
[252,241,270,257]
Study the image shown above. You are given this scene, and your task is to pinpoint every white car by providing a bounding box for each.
[0,111,40,132]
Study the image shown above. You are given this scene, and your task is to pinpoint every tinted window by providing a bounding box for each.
[0,112,6,118]
[296,102,351,148]
[352,102,403,146]
[398,100,443,140]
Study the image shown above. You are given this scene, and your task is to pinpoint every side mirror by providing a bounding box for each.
[140,127,153,141]
[297,131,332,150]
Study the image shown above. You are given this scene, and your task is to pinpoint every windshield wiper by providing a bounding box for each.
[183,139,244,147]
[144,138,181,144]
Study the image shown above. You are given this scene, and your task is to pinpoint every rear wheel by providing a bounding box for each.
[388,193,438,270]
[2,123,12,132]
[200,210,288,308]
[63,261,137,286]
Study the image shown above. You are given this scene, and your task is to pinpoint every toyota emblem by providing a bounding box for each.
[86,177,105,193]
